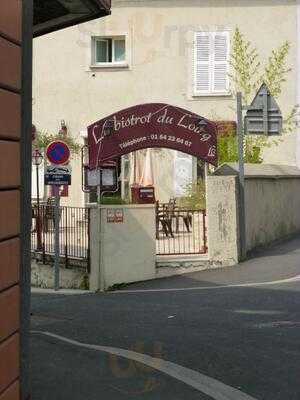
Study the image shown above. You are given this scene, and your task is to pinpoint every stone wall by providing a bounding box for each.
[31,259,88,290]
[210,164,300,260]
[245,178,300,251]
[206,175,240,267]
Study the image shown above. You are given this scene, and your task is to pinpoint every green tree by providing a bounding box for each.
[220,28,298,165]
[180,179,206,209]
[33,130,81,156]
[229,28,261,104]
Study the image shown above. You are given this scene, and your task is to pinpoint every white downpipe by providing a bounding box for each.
[296,0,300,167]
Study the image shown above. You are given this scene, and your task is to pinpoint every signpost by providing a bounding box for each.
[46,140,70,165]
[237,83,282,260]
[237,92,246,261]
[45,165,71,186]
[45,141,71,291]
[244,84,283,136]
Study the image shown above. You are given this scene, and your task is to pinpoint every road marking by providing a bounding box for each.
[253,321,300,329]
[31,330,258,400]
[110,275,300,294]
[233,310,284,316]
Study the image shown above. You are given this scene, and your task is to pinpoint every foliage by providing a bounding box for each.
[99,195,128,205]
[283,105,300,135]
[79,274,90,290]
[230,28,292,101]
[262,41,292,98]
[218,132,264,165]
[229,28,298,136]
[223,28,298,165]
[179,179,206,210]
[33,130,81,155]
[229,28,261,104]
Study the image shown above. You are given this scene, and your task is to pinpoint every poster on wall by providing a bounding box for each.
[102,169,115,186]
[174,153,193,197]
[107,208,124,223]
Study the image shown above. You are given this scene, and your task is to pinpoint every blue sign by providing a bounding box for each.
[46,141,70,165]
[44,166,71,186]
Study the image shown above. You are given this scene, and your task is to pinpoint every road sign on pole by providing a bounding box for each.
[45,141,71,292]
[237,92,246,261]
[45,165,71,186]
[46,141,70,165]
[53,186,60,291]
[244,83,283,135]
[236,83,282,261]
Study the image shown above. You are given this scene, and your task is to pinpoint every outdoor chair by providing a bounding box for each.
[156,201,173,239]
[155,199,192,239]
[166,198,192,234]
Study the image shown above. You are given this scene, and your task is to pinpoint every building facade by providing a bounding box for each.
[33,0,298,206]
[0,2,110,400]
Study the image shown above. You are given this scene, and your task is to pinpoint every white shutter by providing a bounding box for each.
[212,32,229,93]
[194,32,211,95]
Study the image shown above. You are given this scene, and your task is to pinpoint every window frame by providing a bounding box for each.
[95,38,110,63]
[91,35,128,68]
[193,30,231,97]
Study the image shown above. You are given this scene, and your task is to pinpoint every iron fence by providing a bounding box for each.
[156,207,207,256]
[31,205,90,266]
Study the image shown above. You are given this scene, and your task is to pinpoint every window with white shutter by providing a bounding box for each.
[194,31,230,96]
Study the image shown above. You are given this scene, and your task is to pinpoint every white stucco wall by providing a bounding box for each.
[245,177,300,251]
[207,170,300,262]
[33,0,297,206]
[206,175,240,266]
[90,204,156,290]
[296,0,300,167]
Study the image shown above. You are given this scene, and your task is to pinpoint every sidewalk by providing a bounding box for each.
[31,287,93,295]
[117,235,300,291]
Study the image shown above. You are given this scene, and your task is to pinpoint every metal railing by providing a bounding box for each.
[31,205,90,266]
[156,207,207,256]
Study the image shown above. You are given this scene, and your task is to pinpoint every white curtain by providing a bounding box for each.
[139,149,154,186]
[173,152,193,197]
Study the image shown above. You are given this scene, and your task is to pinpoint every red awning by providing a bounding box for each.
[87,103,218,168]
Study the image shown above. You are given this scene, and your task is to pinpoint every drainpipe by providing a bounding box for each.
[296,0,300,167]
[98,186,105,292]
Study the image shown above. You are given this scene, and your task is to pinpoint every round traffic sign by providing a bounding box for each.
[46,141,70,165]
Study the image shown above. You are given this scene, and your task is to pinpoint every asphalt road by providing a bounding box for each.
[30,236,300,400]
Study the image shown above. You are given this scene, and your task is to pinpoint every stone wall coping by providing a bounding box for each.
[213,163,300,179]
[86,203,155,209]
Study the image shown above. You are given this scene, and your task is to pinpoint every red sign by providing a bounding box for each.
[87,103,218,168]
[107,208,124,223]
[46,141,70,165]
[50,185,69,197]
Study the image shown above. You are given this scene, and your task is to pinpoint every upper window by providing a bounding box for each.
[194,31,230,96]
[92,36,126,66]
